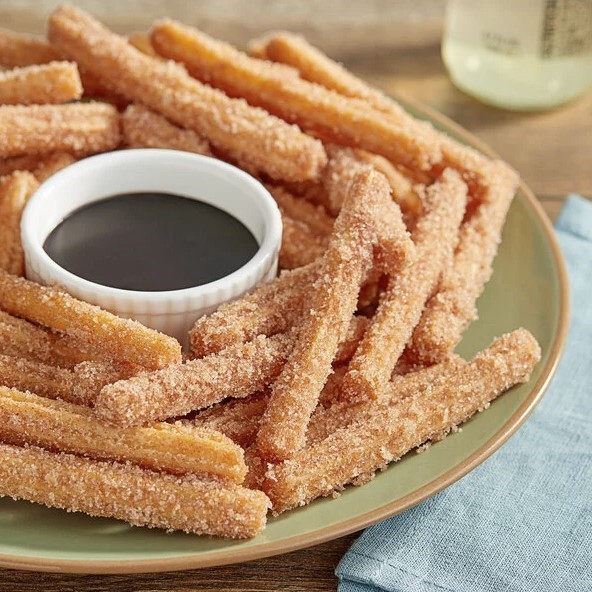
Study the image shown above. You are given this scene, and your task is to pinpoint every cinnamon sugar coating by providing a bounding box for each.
[48,5,326,183]
[0,443,269,537]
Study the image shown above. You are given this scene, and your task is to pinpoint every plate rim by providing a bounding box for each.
[0,94,570,575]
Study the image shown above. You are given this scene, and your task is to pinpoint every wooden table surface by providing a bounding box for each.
[1,28,591,592]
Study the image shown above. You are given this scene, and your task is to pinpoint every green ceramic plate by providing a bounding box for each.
[0,98,569,574]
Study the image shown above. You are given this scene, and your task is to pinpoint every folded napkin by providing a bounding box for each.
[337,195,592,592]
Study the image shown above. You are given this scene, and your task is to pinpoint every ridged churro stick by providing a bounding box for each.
[0,386,247,482]
[98,312,367,428]
[249,32,408,117]
[308,358,466,445]
[150,20,441,171]
[0,103,120,159]
[0,353,78,401]
[0,352,137,406]
[254,31,498,197]
[96,333,294,427]
[407,162,519,365]
[48,5,326,182]
[0,443,269,538]
[190,262,318,357]
[265,329,541,513]
[0,28,60,67]
[0,309,97,368]
[0,171,39,276]
[122,104,212,155]
[343,169,467,400]
[0,152,75,180]
[0,61,82,105]
[279,213,326,270]
[257,169,413,462]
[0,272,182,370]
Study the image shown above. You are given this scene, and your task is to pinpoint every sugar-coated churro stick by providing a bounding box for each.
[321,146,411,273]
[49,5,326,183]
[0,61,82,105]
[0,103,120,159]
[150,20,441,171]
[190,365,352,450]
[0,151,74,179]
[279,213,326,270]
[343,169,468,400]
[257,169,413,462]
[266,184,334,238]
[254,32,499,197]
[356,151,423,221]
[265,329,541,513]
[96,333,294,427]
[0,353,77,401]
[0,386,247,482]
[0,271,182,371]
[30,151,76,181]
[249,32,408,117]
[190,392,270,448]
[308,357,465,445]
[0,309,99,369]
[122,104,212,155]
[0,443,269,538]
[407,162,519,365]
[190,262,318,357]
[0,171,39,276]
[0,29,60,67]
[0,353,140,406]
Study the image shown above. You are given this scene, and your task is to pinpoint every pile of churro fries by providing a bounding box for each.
[0,4,542,539]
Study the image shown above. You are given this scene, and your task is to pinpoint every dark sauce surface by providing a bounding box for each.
[43,192,259,292]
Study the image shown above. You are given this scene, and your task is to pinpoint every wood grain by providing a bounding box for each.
[0,12,589,591]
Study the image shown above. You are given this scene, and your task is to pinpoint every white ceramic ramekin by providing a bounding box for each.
[21,149,282,346]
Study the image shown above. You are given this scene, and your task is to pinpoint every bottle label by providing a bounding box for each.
[541,0,592,57]
[446,0,592,58]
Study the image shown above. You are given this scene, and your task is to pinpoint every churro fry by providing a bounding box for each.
[0,386,246,482]
[279,213,327,270]
[0,29,60,67]
[343,169,467,400]
[0,152,76,181]
[0,61,82,105]
[0,271,182,370]
[150,20,441,171]
[0,443,269,538]
[407,162,519,364]
[266,184,334,238]
[0,171,39,276]
[48,5,326,182]
[122,104,212,155]
[257,168,413,461]
[250,32,408,117]
[190,262,318,357]
[0,353,77,401]
[255,31,501,197]
[0,103,120,159]
[308,357,466,445]
[96,333,294,427]
[265,329,541,513]
[190,392,270,449]
[0,309,99,368]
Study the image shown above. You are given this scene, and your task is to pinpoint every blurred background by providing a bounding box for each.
[0,0,444,59]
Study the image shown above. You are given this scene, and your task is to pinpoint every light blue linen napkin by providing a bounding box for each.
[336,195,592,592]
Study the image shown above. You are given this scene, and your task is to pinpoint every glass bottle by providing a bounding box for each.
[442,0,592,110]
